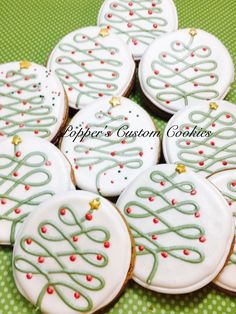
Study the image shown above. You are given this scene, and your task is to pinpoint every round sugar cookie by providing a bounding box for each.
[139,28,234,116]
[0,61,68,142]
[116,164,234,294]
[97,0,178,60]
[163,100,236,177]
[47,26,135,110]
[0,134,75,245]
[13,190,134,314]
[208,169,236,294]
[60,96,160,197]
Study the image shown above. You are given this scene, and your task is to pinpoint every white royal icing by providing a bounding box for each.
[116,164,234,294]
[13,190,132,314]
[139,29,234,115]
[208,169,236,293]
[0,62,67,142]
[97,0,178,60]
[0,134,75,244]
[163,100,236,177]
[47,26,135,110]
[60,96,160,197]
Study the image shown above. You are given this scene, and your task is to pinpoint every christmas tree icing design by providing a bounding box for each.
[54,30,123,108]
[73,100,143,193]
[13,199,111,312]
[221,180,236,265]
[0,64,57,138]
[176,104,236,174]
[146,30,219,107]
[123,167,205,285]
[0,136,54,243]
[101,0,168,47]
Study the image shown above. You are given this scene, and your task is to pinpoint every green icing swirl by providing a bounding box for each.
[55,31,123,108]
[74,105,143,194]
[123,169,205,285]
[0,142,54,243]
[146,34,219,106]
[101,0,167,46]
[176,107,236,174]
[0,68,58,138]
[13,205,110,312]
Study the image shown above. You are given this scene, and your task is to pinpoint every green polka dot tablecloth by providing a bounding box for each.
[0,0,236,313]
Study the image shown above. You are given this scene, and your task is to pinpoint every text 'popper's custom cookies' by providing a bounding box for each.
[97,0,178,60]
[208,169,236,294]
[61,96,161,197]
[0,134,75,245]
[116,164,234,294]
[139,29,234,116]
[13,190,134,314]
[47,26,135,110]
[163,100,236,176]
[0,61,68,142]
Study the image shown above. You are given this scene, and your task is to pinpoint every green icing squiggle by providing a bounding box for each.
[176,107,236,174]
[146,34,219,107]
[101,0,167,46]
[13,205,110,312]
[123,169,205,285]
[0,142,54,243]
[0,68,57,138]
[74,105,143,194]
[55,31,123,108]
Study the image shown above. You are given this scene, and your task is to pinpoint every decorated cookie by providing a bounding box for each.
[163,100,236,177]
[13,190,133,314]
[60,96,160,197]
[97,0,178,60]
[208,169,236,294]
[47,26,135,110]
[139,29,234,116]
[0,134,75,244]
[116,164,234,294]
[0,61,68,142]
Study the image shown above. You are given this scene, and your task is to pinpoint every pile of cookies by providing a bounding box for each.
[0,0,236,313]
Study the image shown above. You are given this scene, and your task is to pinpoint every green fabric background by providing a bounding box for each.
[0,0,236,313]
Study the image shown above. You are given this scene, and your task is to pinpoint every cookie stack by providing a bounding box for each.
[0,1,236,313]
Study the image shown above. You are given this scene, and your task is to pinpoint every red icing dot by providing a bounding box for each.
[98,93,103,97]
[86,275,93,282]
[26,238,32,245]
[222,161,228,166]
[15,208,21,214]
[191,190,197,196]
[138,245,144,251]
[24,76,29,81]
[26,273,32,280]
[226,114,231,119]
[121,139,126,144]
[1,199,6,205]
[166,100,170,104]
[34,130,39,135]
[104,241,110,248]
[175,68,179,72]
[126,207,132,214]
[38,256,44,263]
[171,199,177,205]
[152,2,156,7]
[153,23,158,29]
[16,151,21,158]
[100,60,105,64]
[70,255,76,262]
[149,197,155,202]
[127,22,132,28]
[195,212,200,218]
[186,141,190,145]
[152,235,158,240]
[74,292,80,299]
[45,161,51,166]
[161,252,168,258]
[199,236,206,243]
[107,13,112,18]
[41,226,47,234]
[65,75,69,79]
[139,152,143,157]
[111,151,116,156]
[194,68,199,72]
[88,50,92,54]
[154,70,159,75]
[47,287,54,294]
[107,84,111,89]
[86,213,93,221]
[128,1,133,6]
[129,10,134,16]
[25,185,30,191]
[210,75,215,79]
[163,54,167,58]
[73,236,78,242]
[68,87,73,91]
[58,58,62,62]
[231,182,236,187]
[148,9,153,14]
[198,150,204,155]
[160,181,165,186]
[81,62,85,67]
[153,218,159,224]
[79,83,84,87]
[199,161,204,166]
[60,208,66,216]
[202,47,207,51]
[191,53,195,57]
[97,255,103,261]
[212,123,216,127]
[165,84,170,88]
[194,83,198,87]
[210,141,215,146]
[183,249,190,256]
